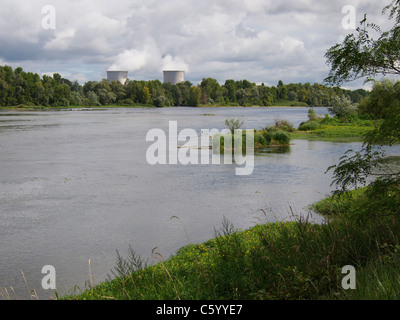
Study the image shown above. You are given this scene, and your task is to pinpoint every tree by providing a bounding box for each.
[141,86,151,105]
[329,95,358,118]
[189,86,201,107]
[86,91,101,106]
[325,0,400,86]
[223,79,237,103]
[225,118,245,134]
[326,1,400,217]
[277,80,288,101]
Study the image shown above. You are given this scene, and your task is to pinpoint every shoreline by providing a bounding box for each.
[0,104,321,112]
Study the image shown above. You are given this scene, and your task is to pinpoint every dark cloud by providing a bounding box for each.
[0,0,387,87]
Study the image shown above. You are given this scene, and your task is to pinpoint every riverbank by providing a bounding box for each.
[0,104,157,111]
[61,186,400,300]
[0,103,314,111]
[290,114,376,141]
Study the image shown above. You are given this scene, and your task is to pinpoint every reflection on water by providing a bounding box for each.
[0,107,398,300]
[256,145,291,155]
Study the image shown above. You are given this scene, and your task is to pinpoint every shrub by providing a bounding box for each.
[272,130,290,144]
[298,121,322,131]
[254,132,267,148]
[274,119,295,132]
[264,118,295,133]
[262,130,290,145]
[308,108,319,121]
[329,96,358,118]
[225,118,245,134]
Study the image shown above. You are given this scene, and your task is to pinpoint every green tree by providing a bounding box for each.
[277,80,288,101]
[325,0,400,86]
[223,79,237,103]
[326,1,400,217]
[86,91,101,106]
[329,95,358,118]
[189,86,201,107]
[141,86,151,105]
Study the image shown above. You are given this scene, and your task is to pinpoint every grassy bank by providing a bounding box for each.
[291,114,376,141]
[62,187,400,300]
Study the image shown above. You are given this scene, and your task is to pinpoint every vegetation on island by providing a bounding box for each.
[212,117,292,154]
[59,0,400,300]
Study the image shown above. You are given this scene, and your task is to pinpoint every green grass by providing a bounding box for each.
[61,197,400,300]
[311,188,367,217]
[213,130,291,153]
[294,115,376,141]
[312,125,373,137]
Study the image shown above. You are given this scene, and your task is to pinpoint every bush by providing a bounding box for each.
[225,118,245,134]
[298,121,322,131]
[262,130,290,145]
[272,130,290,144]
[329,96,358,118]
[308,108,319,121]
[254,132,267,148]
[264,119,295,133]
[214,129,290,152]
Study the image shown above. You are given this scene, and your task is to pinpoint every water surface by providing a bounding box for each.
[0,107,392,299]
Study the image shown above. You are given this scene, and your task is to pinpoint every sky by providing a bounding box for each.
[0,0,392,89]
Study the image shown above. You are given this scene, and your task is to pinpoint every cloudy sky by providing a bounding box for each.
[0,0,391,89]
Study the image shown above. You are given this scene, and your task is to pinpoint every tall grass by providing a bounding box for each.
[214,130,291,153]
[296,114,375,139]
[62,204,400,300]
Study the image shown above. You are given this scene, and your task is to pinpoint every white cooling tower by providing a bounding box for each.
[107,71,128,85]
[163,70,185,85]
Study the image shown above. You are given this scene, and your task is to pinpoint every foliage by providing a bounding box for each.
[298,121,321,131]
[62,212,400,300]
[0,66,369,108]
[224,117,245,133]
[215,127,290,153]
[296,113,375,141]
[268,118,295,132]
[262,130,291,145]
[324,2,400,219]
[358,79,400,146]
[307,108,319,121]
[329,95,358,118]
[325,0,400,85]
[313,125,373,138]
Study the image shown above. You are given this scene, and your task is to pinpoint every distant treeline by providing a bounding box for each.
[0,65,369,108]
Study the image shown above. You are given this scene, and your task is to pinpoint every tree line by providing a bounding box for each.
[0,65,369,108]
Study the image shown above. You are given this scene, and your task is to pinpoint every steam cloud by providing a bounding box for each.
[108,42,189,74]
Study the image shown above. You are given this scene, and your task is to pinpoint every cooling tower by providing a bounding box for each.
[107,71,128,85]
[163,70,185,85]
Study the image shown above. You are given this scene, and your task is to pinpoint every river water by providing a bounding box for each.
[0,106,395,299]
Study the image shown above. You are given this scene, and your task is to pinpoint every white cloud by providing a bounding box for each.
[44,29,76,51]
[107,39,161,72]
[0,0,391,86]
[162,55,189,72]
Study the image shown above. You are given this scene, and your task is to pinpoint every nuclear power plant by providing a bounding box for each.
[107,71,128,85]
[163,70,185,85]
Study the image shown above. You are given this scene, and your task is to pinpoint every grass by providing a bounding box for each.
[60,191,400,300]
[213,129,291,154]
[311,187,367,217]
[293,115,376,141]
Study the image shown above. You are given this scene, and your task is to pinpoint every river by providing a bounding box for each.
[0,106,392,299]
